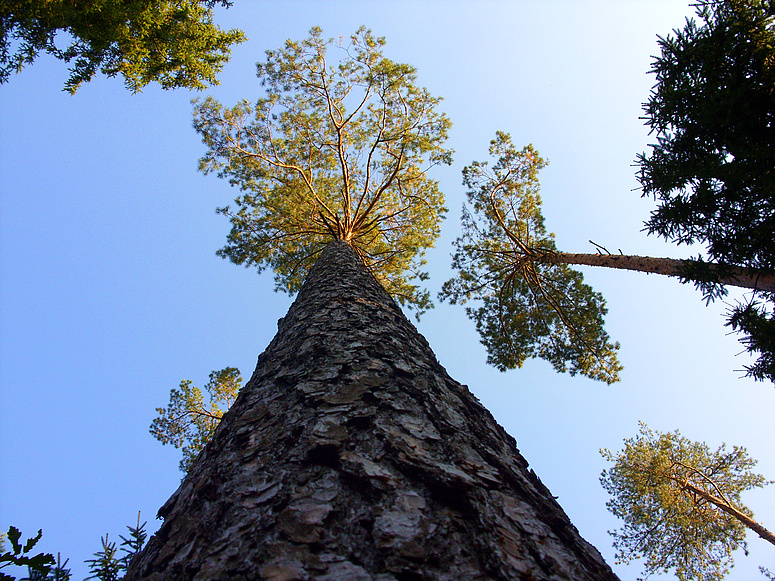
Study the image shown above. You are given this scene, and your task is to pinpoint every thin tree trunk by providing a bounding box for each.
[679,480,775,547]
[125,240,619,580]
[551,252,775,293]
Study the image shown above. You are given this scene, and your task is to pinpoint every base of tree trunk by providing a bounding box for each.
[125,240,619,580]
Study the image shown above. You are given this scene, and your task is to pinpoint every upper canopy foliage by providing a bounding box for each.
[638,0,775,380]
[440,132,621,384]
[194,27,452,314]
[0,1,246,93]
[601,423,771,581]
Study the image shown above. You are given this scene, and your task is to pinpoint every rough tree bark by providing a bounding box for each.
[125,240,620,580]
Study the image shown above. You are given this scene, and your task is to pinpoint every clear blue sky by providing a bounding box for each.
[1,2,773,580]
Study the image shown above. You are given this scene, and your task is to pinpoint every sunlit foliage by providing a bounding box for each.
[638,0,775,381]
[601,423,773,581]
[194,27,452,314]
[150,367,241,472]
[0,1,246,93]
[440,132,621,384]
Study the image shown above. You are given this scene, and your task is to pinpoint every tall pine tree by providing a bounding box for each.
[126,241,619,579]
[125,28,620,578]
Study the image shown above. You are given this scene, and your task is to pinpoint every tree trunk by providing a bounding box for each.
[679,480,775,547]
[125,240,619,580]
[551,252,775,293]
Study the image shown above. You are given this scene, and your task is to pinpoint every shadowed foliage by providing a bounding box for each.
[0,0,245,93]
[637,0,775,381]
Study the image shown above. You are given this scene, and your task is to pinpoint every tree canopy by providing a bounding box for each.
[600,423,774,581]
[150,367,241,473]
[193,26,452,314]
[440,132,622,384]
[1,0,246,93]
[637,0,775,381]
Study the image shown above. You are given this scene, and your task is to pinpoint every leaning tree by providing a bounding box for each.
[441,132,775,386]
[124,28,620,580]
[601,423,774,581]
[442,0,775,384]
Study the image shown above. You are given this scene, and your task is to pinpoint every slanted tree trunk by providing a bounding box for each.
[667,476,775,547]
[550,252,775,293]
[125,240,619,580]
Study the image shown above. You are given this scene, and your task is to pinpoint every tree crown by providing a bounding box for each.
[1,1,246,93]
[150,367,241,473]
[601,423,772,581]
[639,0,775,271]
[440,132,621,384]
[193,26,452,314]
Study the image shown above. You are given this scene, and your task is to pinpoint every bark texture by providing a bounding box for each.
[125,240,619,581]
